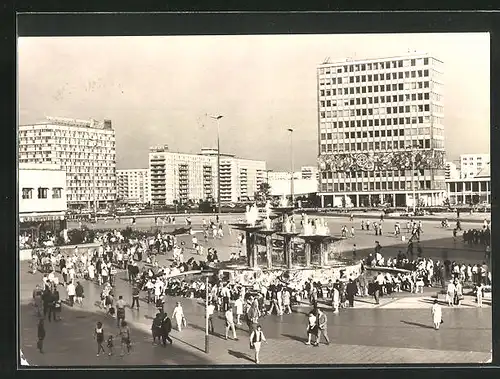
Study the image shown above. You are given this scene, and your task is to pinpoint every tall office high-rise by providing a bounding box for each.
[19,116,117,209]
[316,53,446,208]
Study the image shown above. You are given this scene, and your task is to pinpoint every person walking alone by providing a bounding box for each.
[249,324,267,364]
[131,284,140,310]
[224,307,238,340]
[116,296,126,327]
[37,319,46,353]
[207,301,215,333]
[346,278,357,308]
[172,302,185,332]
[431,300,442,330]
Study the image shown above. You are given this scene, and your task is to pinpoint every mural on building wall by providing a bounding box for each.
[318,150,445,173]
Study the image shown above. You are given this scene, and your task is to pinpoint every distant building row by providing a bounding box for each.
[18,117,268,209]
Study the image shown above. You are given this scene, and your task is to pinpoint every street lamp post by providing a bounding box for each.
[210,115,223,217]
[287,128,295,207]
[93,142,98,222]
[198,269,214,354]
[205,275,209,353]
[406,144,417,214]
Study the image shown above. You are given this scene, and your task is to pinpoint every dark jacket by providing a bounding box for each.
[161,317,172,334]
[346,282,357,297]
[75,284,84,297]
[37,323,46,340]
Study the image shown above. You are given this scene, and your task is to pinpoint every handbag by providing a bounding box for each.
[250,343,255,350]
[440,319,444,324]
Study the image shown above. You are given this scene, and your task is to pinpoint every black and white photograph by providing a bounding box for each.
[17,30,492,366]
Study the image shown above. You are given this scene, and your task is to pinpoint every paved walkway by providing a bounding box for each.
[20,264,492,366]
[67,215,489,266]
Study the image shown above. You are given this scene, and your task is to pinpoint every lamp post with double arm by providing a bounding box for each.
[210,115,223,217]
[287,128,295,207]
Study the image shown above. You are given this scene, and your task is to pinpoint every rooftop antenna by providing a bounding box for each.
[322,56,331,64]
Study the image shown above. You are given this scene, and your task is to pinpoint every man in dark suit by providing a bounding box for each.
[346,278,358,308]
[160,313,173,346]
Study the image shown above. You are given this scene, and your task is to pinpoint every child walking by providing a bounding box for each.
[107,335,114,356]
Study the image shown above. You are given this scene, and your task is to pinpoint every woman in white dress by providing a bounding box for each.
[332,287,340,313]
[431,299,442,330]
[234,296,244,325]
[88,263,95,281]
[172,302,185,332]
[446,281,455,306]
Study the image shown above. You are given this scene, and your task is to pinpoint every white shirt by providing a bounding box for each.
[67,283,76,296]
[234,298,243,314]
[225,310,234,323]
[207,304,215,316]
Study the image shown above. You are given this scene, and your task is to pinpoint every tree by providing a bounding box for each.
[254,182,272,203]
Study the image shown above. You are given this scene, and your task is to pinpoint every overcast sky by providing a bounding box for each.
[18,33,490,170]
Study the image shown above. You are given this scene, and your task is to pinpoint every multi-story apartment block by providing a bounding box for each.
[148,146,266,206]
[445,161,460,180]
[117,169,151,204]
[316,53,447,208]
[460,154,490,178]
[300,166,320,181]
[19,117,116,210]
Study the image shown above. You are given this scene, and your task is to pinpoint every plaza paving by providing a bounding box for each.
[20,215,492,366]
[69,214,489,266]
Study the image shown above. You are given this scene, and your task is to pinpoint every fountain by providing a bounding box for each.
[229,203,263,269]
[225,199,357,289]
[299,216,341,267]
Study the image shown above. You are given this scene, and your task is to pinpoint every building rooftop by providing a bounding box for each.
[19,163,64,171]
[475,162,490,178]
[20,116,113,130]
[318,51,443,67]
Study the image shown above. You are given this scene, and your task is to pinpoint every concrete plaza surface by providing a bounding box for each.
[20,215,492,366]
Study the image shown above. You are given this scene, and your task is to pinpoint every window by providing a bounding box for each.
[52,187,62,198]
[398,72,403,79]
[22,188,33,199]
[411,59,416,66]
[37,187,48,199]
[374,74,379,80]
[424,69,429,76]
[424,58,429,65]
[424,93,430,100]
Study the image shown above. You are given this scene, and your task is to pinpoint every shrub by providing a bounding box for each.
[67,228,85,245]
[122,226,134,239]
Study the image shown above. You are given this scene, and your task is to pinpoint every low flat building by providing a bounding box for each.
[19,163,67,242]
[446,162,490,205]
